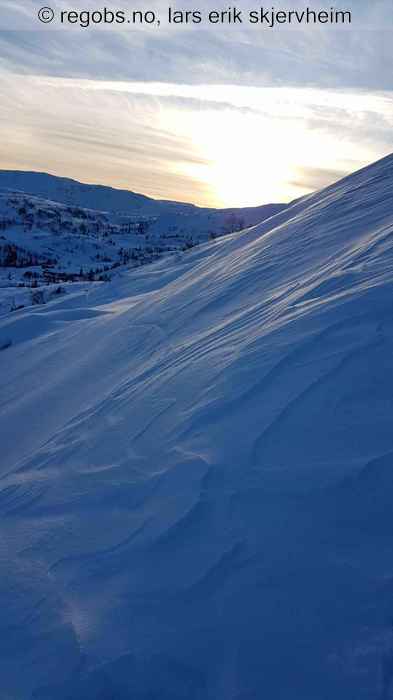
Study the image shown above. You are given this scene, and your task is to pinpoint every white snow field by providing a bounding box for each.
[1,153,393,699]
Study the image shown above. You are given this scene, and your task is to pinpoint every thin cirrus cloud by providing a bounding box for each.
[290,166,348,191]
[0,0,392,206]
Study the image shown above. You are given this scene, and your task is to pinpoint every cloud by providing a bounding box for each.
[0,0,392,205]
[289,166,347,190]
[0,71,214,203]
[0,0,392,90]
[0,29,390,91]
[2,71,391,206]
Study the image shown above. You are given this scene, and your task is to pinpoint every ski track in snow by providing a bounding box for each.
[1,154,393,698]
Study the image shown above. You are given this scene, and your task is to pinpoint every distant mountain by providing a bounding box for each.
[0,169,287,220]
[0,170,199,217]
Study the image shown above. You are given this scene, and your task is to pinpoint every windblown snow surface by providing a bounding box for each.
[1,153,393,699]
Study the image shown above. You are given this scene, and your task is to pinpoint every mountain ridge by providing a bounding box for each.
[0,168,198,215]
[0,168,288,216]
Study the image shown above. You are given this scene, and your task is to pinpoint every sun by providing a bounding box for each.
[177,106,302,207]
[158,84,385,209]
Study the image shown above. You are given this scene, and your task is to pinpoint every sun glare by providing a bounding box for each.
[182,109,287,206]
[158,85,390,208]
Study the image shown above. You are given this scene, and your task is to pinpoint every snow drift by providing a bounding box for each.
[1,153,393,699]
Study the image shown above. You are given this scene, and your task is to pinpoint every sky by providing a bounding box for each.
[0,0,393,207]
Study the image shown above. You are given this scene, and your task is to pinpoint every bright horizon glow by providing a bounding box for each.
[1,74,392,208]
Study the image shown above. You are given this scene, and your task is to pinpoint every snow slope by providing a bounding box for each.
[1,153,393,699]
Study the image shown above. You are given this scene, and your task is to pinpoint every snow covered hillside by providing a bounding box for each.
[0,170,198,216]
[1,153,393,699]
[0,175,285,315]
